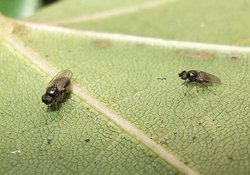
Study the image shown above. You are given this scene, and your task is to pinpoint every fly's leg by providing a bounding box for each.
[195,81,199,93]
[201,82,207,93]
[200,82,216,95]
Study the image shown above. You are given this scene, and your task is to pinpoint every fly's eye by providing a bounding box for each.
[182,74,187,79]
[42,95,53,105]
[179,71,188,80]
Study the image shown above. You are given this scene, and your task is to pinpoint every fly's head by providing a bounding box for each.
[42,86,59,105]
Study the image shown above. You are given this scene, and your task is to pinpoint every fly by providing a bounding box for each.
[178,70,221,93]
[42,70,73,109]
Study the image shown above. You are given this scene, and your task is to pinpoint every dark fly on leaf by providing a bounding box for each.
[178,70,221,94]
[42,70,73,110]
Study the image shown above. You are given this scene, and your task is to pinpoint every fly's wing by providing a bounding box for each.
[48,70,73,90]
[198,71,221,83]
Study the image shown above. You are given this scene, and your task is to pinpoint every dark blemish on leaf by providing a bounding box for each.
[175,49,215,60]
[59,156,62,159]
[192,136,196,140]
[173,132,177,135]
[85,139,90,143]
[94,161,97,164]
[86,107,89,110]
[184,161,189,165]
[212,119,215,122]
[47,139,52,144]
[92,40,111,48]
[226,53,241,60]
[228,156,234,161]
[159,140,166,144]
[157,77,167,81]
[198,122,202,126]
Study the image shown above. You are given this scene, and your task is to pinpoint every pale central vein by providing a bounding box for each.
[3,31,199,175]
[37,0,176,25]
[22,21,250,53]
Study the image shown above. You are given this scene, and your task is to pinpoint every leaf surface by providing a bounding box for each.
[29,0,250,46]
[1,0,250,175]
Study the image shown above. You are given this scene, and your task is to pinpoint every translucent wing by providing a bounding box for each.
[48,70,73,90]
[198,71,221,84]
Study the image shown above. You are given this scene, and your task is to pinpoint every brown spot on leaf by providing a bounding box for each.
[11,23,29,36]
[92,40,111,48]
[231,56,238,60]
[228,156,234,161]
[176,49,215,59]
[184,161,189,165]
[10,22,33,43]
[47,139,52,145]
[135,43,145,48]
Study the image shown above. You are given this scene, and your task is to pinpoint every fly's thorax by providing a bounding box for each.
[46,85,60,97]
[187,70,199,81]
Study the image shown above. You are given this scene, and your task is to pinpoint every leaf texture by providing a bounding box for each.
[0,0,250,175]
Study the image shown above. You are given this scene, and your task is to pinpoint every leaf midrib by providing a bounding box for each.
[19,21,250,54]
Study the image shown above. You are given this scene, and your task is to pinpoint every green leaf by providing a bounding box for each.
[27,0,152,22]
[29,0,250,46]
[1,0,250,174]
[0,18,178,175]
[0,0,41,18]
